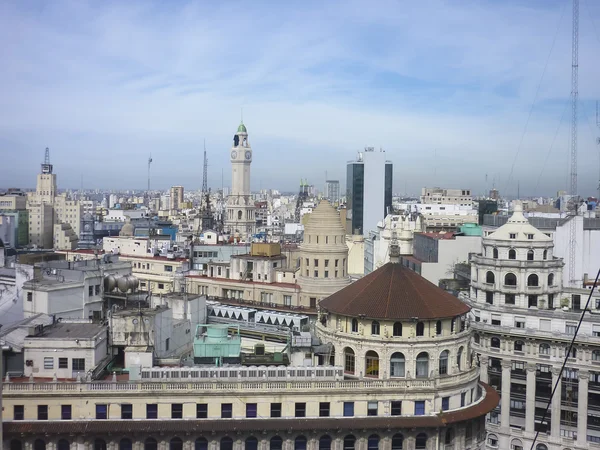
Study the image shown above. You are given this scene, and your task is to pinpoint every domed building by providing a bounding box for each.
[297,200,352,309]
[119,216,135,237]
[316,259,498,448]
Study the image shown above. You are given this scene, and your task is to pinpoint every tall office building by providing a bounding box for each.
[169,186,184,211]
[224,122,255,238]
[325,180,340,205]
[346,148,392,235]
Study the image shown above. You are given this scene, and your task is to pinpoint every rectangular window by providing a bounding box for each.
[324,270,329,278]
[548,294,554,309]
[325,259,329,267]
[515,318,526,329]
[343,401,354,417]
[572,294,581,311]
[121,404,133,419]
[314,259,319,267]
[335,259,339,267]
[58,357,68,369]
[486,291,494,305]
[295,402,306,418]
[221,403,233,418]
[491,314,501,326]
[171,403,183,419]
[540,319,551,332]
[527,234,534,240]
[509,233,516,239]
[246,403,257,418]
[566,323,577,335]
[414,401,425,416]
[314,270,318,277]
[442,397,450,411]
[284,295,292,306]
[95,284,100,295]
[164,265,173,272]
[38,405,48,420]
[367,401,378,416]
[146,404,158,419]
[391,401,402,416]
[72,358,85,371]
[89,285,94,296]
[271,403,282,418]
[61,405,72,420]
[14,405,24,420]
[305,258,309,267]
[505,294,515,305]
[158,283,164,289]
[27,292,32,301]
[461,392,466,407]
[44,357,53,370]
[196,403,208,418]
[165,338,170,351]
[96,404,108,419]
[528,295,538,308]
[319,402,330,417]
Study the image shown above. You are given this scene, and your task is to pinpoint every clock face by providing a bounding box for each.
[245,151,252,160]
[231,151,238,159]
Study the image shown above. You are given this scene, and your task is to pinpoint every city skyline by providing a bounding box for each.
[1,0,600,197]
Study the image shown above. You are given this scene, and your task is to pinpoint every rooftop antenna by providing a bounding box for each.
[596,101,600,201]
[41,147,53,174]
[202,140,208,199]
[567,0,579,287]
[147,154,153,194]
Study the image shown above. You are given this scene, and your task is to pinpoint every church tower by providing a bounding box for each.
[225,122,255,238]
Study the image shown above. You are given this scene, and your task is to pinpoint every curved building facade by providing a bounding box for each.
[297,200,352,309]
[466,204,600,449]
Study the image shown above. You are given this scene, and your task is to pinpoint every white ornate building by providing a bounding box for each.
[224,122,255,238]
[297,200,352,309]
[466,203,600,450]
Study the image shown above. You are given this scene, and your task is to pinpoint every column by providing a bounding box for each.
[501,359,512,429]
[550,367,562,438]
[577,370,589,446]
[525,363,536,433]
[479,355,489,384]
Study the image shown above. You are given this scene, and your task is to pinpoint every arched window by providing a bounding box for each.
[367,435,379,450]
[343,435,356,450]
[527,249,534,261]
[439,350,449,375]
[393,322,402,336]
[10,441,23,450]
[319,435,332,450]
[493,248,498,259]
[457,346,464,370]
[344,347,355,374]
[416,352,429,378]
[237,210,242,220]
[445,429,454,445]
[34,441,46,450]
[390,352,405,377]
[510,439,523,450]
[391,434,404,450]
[528,274,539,286]
[57,440,70,450]
[270,436,283,450]
[294,436,307,450]
[548,273,554,286]
[486,271,495,284]
[514,340,524,352]
[94,440,107,450]
[474,333,480,344]
[491,337,501,348]
[245,438,258,450]
[504,273,517,286]
[144,438,158,450]
[436,320,442,335]
[508,249,516,259]
[536,445,548,450]
[351,318,358,333]
[195,438,208,450]
[539,343,551,355]
[119,439,132,450]
[415,433,427,449]
[487,434,498,448]
[371,321,380,335]
[365,350,379,377]
[170,438,184,450]
[543,249,547,260]
[416,321,425,336]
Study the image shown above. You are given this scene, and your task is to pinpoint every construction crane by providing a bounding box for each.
[567,0,579,287]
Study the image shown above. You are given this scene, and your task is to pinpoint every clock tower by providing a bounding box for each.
[225,121,256,238]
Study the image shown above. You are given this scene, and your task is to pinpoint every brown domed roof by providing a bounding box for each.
[319,262,470,320]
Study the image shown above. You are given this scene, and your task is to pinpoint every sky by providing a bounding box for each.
[1,0,600,198]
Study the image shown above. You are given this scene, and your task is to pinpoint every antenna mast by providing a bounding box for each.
[202,140,208,198]
[147,154,153,194]
[568,0,579,286]
[596,101,600,201]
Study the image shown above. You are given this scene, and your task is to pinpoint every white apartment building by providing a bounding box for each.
[398,203,478,231]
[465,203,600,450]
[421,187,473,207]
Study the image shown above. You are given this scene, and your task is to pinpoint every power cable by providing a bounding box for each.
[504,1,568,197]
[532,98,571,197]
[529,267,600,450]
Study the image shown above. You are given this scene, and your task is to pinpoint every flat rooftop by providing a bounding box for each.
[30,322,106,340]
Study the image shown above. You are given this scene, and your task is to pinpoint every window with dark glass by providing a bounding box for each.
[196,403,208,418]
[221,403,232,418]
[414,401,425,416]
[441,397,449,411]
[171,403,183,419]
[146,404,157,419]
[61,405,71,420]
[367,401,378,416]
[121,404,132,419]
[246,403,257,418]
[14,405,24,420]
[319,402,330,417]
[343,402,354,417]
[58,358,68,369]
[72,358,85,371]
[295,402,306,418]
[270,403,282,418]
[391,401,402,416]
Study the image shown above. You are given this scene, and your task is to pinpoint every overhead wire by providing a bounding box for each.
[529,267,600,450]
